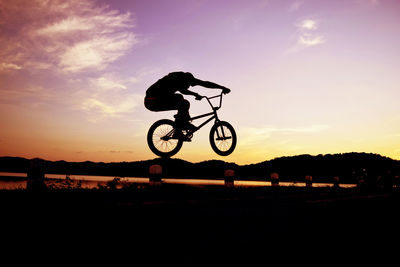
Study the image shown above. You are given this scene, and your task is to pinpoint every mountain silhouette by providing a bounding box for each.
[1,152,399,184]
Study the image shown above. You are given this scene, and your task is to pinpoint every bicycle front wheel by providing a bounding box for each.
[147,119,183,158]
[209,121,237,156]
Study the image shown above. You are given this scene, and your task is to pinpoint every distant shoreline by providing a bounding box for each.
[0,172,358,189]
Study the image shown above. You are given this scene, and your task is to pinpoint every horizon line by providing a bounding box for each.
[0,152,398,166]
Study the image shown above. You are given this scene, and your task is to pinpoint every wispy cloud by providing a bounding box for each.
[240,124,330,155]
[59,33,136,72]
[81,94,141,118]
[298,35,325,46]
[90,76,128,91]
[284,18,326,54]
[36,16,95,35]
[77,75,141,121]
[0,0,136,73]
[0,0,140,119]
[299,19,318,31]
[241,124,330,145]
[0,62,22,71]
[0,85,55,108]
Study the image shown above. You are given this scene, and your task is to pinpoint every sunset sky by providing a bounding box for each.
[1,0,400,165]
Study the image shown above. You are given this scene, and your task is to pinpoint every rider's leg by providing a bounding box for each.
[175,97,190,121]
[145,94,195,132]
[173,95,196,131]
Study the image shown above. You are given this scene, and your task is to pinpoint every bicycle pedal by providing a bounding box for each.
[184,132,193,139]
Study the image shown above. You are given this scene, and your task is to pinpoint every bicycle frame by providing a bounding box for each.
[189,92,223,133]
[159,92,226,142]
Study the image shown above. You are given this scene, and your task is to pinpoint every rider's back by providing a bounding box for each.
[146,72,194,97]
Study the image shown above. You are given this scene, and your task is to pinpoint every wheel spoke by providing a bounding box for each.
[152,124,178,153]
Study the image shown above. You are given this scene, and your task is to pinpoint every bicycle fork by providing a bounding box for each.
[215,122,232,141]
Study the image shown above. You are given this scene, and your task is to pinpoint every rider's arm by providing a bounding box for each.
[179,88,201,98]
[191,79,231,94]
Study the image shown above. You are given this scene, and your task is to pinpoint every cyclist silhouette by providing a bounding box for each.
[144,72,230,130]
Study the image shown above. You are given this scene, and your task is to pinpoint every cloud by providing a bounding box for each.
[36,16,96,35]
[0,0,143,123]
[285,18,325,54]
[81,94,141,117]
[0,0,136,73]
[59,33,136,72]
[299,19,317,30]
[298,35,325,46]
[0,62,22,71]
[82,98,115,114]
[0,85,55,108]
[240,125,330,154]
[90,76,128,91]
[296,19,325,47]
[78,74,141,121]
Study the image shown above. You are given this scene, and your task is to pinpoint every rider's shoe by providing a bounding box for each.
[172,131,192,142]
[175,118,197,131]
[181,121,197,131]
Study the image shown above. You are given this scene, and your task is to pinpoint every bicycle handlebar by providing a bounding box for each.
[202,91,224,111]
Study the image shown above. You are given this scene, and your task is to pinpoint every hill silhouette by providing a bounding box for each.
[245,153,399,184]
[1,152,399,184]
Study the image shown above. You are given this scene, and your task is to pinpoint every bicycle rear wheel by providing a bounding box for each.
[147,119,183,157]
[209,121,237,156]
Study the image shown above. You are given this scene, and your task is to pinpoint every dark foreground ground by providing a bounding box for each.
[1,184,399,259]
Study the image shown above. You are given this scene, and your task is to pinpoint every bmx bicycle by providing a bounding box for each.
[147,90,237,157]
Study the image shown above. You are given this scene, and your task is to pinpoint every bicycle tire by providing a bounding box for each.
[147,119,183,158]
[209,121,237,156]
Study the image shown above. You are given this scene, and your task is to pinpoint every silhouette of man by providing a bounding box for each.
[144,72,230,130]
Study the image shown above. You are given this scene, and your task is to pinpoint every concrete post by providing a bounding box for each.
[305,175,313,187]
[149,164,162,186]
[333,176,340,188]
[27,158,46,191]
[224,169,235,187]
[270,173,279,187]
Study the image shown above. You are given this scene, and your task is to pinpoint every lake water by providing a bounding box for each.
[0,172,356,190]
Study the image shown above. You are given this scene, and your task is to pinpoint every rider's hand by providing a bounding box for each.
[195,94,203,100]
[222,87,231,94]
